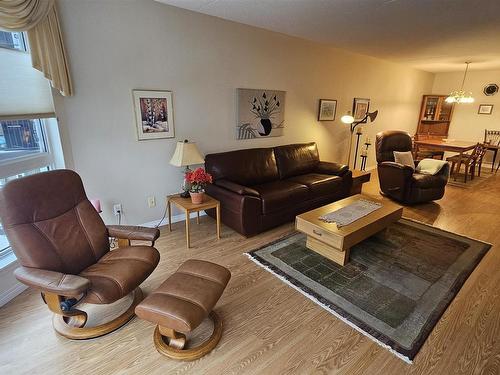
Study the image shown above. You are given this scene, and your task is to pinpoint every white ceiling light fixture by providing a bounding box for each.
[445,62,474,104]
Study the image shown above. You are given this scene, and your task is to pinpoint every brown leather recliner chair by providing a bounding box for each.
[376,130,449,204]
[0,169,160,339]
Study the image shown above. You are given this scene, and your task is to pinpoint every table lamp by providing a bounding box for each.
[341,110,378,169]
[169,140,205,197]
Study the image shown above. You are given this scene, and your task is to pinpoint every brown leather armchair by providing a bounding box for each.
[0,169,160,339]
[376,130,449,204]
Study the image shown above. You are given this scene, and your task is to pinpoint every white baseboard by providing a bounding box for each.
[0,282,27,308]
[140,211,207,228]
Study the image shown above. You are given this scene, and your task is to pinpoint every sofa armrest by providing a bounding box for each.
[215,179,260,197]
[315,161,349,176]
[107,225,160,243]
[14,266,90,297]
[205,183,262,236]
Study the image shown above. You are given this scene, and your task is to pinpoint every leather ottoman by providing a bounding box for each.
[135,259,231,360]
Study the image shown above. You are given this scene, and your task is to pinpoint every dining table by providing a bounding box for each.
[414,139,477,176]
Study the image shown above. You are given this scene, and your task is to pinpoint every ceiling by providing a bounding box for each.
[156,0,500,73]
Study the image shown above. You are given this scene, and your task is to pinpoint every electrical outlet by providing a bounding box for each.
[113,204,122,216]
[147,196,156,208]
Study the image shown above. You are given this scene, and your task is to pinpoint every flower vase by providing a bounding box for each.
[190,191,204,204]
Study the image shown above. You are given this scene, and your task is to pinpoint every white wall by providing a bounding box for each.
[53,0,434,225]
[432,69,500,143]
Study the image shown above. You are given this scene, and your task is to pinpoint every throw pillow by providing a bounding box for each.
[416,158,448,175]
[393,151,415,169]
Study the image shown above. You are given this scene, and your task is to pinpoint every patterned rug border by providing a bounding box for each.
[245,217,491,363]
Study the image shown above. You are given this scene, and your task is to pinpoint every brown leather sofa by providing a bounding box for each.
[0,169,160,339]
[376,130,449,204]
[205,142,352,236]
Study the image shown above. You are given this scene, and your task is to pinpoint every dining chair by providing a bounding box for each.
[473,142,491,177]
[412,134,445,162]
[446,143,481,183]
[484,129,500,172]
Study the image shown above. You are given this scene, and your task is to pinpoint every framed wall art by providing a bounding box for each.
[478,104,494,115]
[352,98,370,123]
[318,99,337,121]
[237,88,286,140]
[132,90,174,140]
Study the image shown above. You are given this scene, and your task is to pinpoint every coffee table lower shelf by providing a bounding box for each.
[306,236,350,266]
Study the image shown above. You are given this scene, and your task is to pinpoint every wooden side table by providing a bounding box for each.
[166,194,221,248]
[350,170,371,195]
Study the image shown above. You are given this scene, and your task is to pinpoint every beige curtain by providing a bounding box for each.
[0,0,73,96]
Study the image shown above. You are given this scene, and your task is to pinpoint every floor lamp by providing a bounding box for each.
[341,110,378,169]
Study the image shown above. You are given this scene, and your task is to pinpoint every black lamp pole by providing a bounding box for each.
[348,110,378,170]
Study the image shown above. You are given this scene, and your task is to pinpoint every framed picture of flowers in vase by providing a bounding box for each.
[237,88,286,140]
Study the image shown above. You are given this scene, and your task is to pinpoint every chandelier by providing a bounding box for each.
[445,62,474,104]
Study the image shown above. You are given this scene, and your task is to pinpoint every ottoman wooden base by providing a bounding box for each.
[154,311,222,361]
[135,259,231,361]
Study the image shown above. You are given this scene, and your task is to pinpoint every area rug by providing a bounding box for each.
[447,169,495,188]
[246,219,490,363]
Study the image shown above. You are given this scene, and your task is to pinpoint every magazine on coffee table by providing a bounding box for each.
[319,199,382,228]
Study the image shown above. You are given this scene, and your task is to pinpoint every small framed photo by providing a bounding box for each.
[132,90,174,140]
[478,104,494,115]
[318,99,337,121]
[353,98,370,123]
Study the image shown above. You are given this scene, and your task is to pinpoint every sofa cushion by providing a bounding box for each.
[288,173,343,197]
[205,148,279,186]
[274,143,320,179]
[252,180,309,214]
[411,173,447,189]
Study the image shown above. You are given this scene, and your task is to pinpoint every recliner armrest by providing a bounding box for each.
[215,179,260,197]
[107,225,160,243]
[14,266,90,297]
[315,161,349,176]
[379,161,415,173]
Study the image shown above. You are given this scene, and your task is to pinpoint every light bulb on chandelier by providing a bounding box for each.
[445,62,474,104]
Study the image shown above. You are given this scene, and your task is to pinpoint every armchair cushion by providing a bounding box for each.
[80,246,160,304]
[412,173,448,189]
[215,179,260,197]
[393,151,415,169]
[14,266,90,297]
[315,161,349,176]
[416,158,448,175]
[107,225,160,243]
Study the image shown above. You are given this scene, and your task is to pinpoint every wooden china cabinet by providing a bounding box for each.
[414,95,455,160]
[415,95,455,139]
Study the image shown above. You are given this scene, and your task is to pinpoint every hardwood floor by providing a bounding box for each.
[0,171,499,374]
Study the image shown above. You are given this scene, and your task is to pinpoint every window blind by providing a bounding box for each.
[0,47,55,119]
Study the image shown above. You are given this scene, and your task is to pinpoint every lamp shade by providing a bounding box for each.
[367,110,378,122]
[341,112,354,124]
[169,140,205,167]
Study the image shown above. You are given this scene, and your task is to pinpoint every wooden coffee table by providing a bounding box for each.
[295,194,402,266]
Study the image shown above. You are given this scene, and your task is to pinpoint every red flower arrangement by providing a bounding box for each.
[185,168,213,192]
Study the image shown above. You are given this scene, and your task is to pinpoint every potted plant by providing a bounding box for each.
[185,167,213,204]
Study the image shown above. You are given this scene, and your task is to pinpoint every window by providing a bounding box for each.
[0,119,47,161]
[0,31,27,52]
[0,118,57,263]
